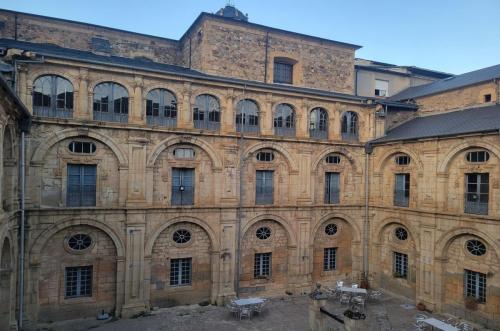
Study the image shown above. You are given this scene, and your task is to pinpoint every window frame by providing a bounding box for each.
[374,79,389,97]
[273,103,296,137]
[64,265,93,299]
[273,60,293,84]
[323,247,337,271]
[309,107,328,139]
[170,257,192,287]
[67,164,97,207]
[236,99,260,133]
[193,94,221,131]
[146,88,177,127]
[394,173,410,207]
[325,172,340,204]
[255,170,274,205]
[33,74,74,118]
[464,173,489,215]
[464,269,486,303]
[92,82,129,123]
[171,168,195,206]
[393,251,408,279]
[341,111,358,141]
[254,252,272,278]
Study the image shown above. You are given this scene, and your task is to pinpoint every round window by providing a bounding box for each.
[68,234,92,251]
[173,229,191,244]
[395,227,408,241]
[325,224,338,236]
[466,240,486,256]
[256,227,271,240]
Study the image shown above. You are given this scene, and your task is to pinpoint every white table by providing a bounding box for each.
[422,318,458,331]
[339,287,367,295]
[233,298,265,306]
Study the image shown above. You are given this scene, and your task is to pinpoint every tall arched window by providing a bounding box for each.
[33,75,73,118]
[274,103,295,137]
[309,107,328,139]
[341,111,358,141]
[93,82,129,123]
[193,94,220,131]
[236,99,259,134]
[146,88,177,127]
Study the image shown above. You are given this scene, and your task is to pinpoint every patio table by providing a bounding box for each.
[422,318,458,331]
[233,298,265,306]
[339,287,367,295]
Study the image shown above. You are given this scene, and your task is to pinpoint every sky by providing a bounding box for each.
[1,0,499,74]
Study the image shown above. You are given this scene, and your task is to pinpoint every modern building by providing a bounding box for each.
[0,5,498,330]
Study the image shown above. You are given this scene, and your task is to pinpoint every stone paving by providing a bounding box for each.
[31,292,492,331]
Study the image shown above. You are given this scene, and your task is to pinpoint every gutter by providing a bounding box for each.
[363,143,373,282]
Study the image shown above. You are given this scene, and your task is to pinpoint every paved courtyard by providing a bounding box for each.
[32,292,492,331]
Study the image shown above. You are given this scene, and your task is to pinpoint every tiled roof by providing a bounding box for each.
[371,104,500,144]
[389,64,500,101]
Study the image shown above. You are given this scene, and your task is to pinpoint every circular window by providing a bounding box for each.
[173,229,191,244]
[395,227,408,241]
[68,234,92,251]
[256,227,271,240]
[325,224,338,236]
[466,240,486,256]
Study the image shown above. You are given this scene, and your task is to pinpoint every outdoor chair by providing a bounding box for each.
[351,283,359,288]
[457,322,473,331]
[239,307,251,320]
[340,293,351,305]
[226,303,240,318]
[368,290,382,301]
[336,280,344,288]
[351,295,365,308]
[411,322,426,331]
[445,317,459,326]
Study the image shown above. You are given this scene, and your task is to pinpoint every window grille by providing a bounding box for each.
[256,151,274,162]
[68,141,96,154]
[466,240,486,256]
[68,234,92,251]
[325,223,338,236]
[394,174,410,207]
[256,227,271,240]
[65,266,92,298]
[464,269,486,303]
[236,99,260,133]
[255,170,274,205]
[323,247,337,271]
[465,173,489,215]
[193,94,220,131]
[33,75,74,118]
[325,172,340,204]
[171,168,195,206]
[466,150,490,163]
[170,258,192,286]
[326,154,341,164]
[67,164,96,207]
[273,104,295,137]
[254,253,271,278]
[395,154,411,165]
[173,229,191,244]
[309,107,328,139]
[393,252,408,278]
[341,112,358,141]
[273,61,293,84]
[395,227,408,241]
[93,82,129,123]
[146,88,177,127]
[173,148,195,159]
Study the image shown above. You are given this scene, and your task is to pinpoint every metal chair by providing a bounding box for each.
[351,295,365,309]
[457,322,473,331]
[336,280,344,288]
[340,293,351,305]
[252,301,266,315]
[239,307,251,320]
[226,303,240,318]
[351,283,359,288]
[411,322,426,331]
[369,290,382,301]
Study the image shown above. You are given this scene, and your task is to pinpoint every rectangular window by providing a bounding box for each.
[323,247,337,271]
[273,61,293,84]
[464,269,486,303]
[484,94,492,102]
[325,172,340,204]
[171,168,195,206]
[254,253,271,278]
[465,173,489,215]
[375,79,389,97]
[393,252,408,278]
[394,174,410,207]
[170,258,192,286]
[65,266,93,298]
[256,170,274,205]
[67,164,97,207]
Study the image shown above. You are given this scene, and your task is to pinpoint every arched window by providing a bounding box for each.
[274,103,295,137]
[33,75,73,118]
[236,99,259,133]
[146,88,177,127]
[93,82,129,123]
[309,107,328,139]
[193,94,220,131]
[341,111,358,141]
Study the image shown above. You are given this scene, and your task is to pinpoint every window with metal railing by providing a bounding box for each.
[394,173,410,207]
[325,172,340,204]
[341,111,358,141]
[273,103,295,137]
[146,88,177,127]
[33,75,74,118]
[309,107,328,139]
[465,173,489,215]
[193,94,220,131]
[236,99,259,133]
[256,170,274,205]
[93,82,129,123]
[464,269,486,303]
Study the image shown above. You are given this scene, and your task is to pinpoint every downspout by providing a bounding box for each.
[363,143,373,282]
[263,32,269,83]
[18,116,30,330]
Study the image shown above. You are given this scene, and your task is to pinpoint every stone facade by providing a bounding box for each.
[0,7,499,331]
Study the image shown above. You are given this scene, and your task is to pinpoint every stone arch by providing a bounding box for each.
[31,128,128,167]
[30,218,125,263]
[242,214,297,248]
[435,227,500,260]
[311,213,362,246]
[312,147,360,174]
[28,70,78,92]
[146,136,222,170]
[190,91,224,106]
[145,216,219,256]
[374,147,424,174]
[143,86,180,99]
[437,141,500,174]
[373,217,420,252]
[241,142,299,173]
[89,79,134,98]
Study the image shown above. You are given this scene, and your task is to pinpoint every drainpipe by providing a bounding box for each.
[363,143,373,282]
[263,32,269,83]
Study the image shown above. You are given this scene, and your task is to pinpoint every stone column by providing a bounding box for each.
[126,138,148,206]
[297,150,312,204]
[221,89,234,134]
[17,66,29,107]
[216,219,237,304]
[76,68,90,120]
[329,106,341,141]
[178,82,193,130]
[296,98,308,139]
[130,75,145,125]
[121,212,147,318]
[261,93,273,135]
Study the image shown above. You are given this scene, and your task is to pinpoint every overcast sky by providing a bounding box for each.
[2,0,499,74]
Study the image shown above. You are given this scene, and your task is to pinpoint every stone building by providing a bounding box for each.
[0,5,498,330]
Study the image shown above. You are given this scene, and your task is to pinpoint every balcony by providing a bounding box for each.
[93,111,128,123]
[236,123,260,134]
[147,115,176,128]
[34,107,73,119]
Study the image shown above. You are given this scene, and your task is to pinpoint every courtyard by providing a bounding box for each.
[31,291,491,331]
